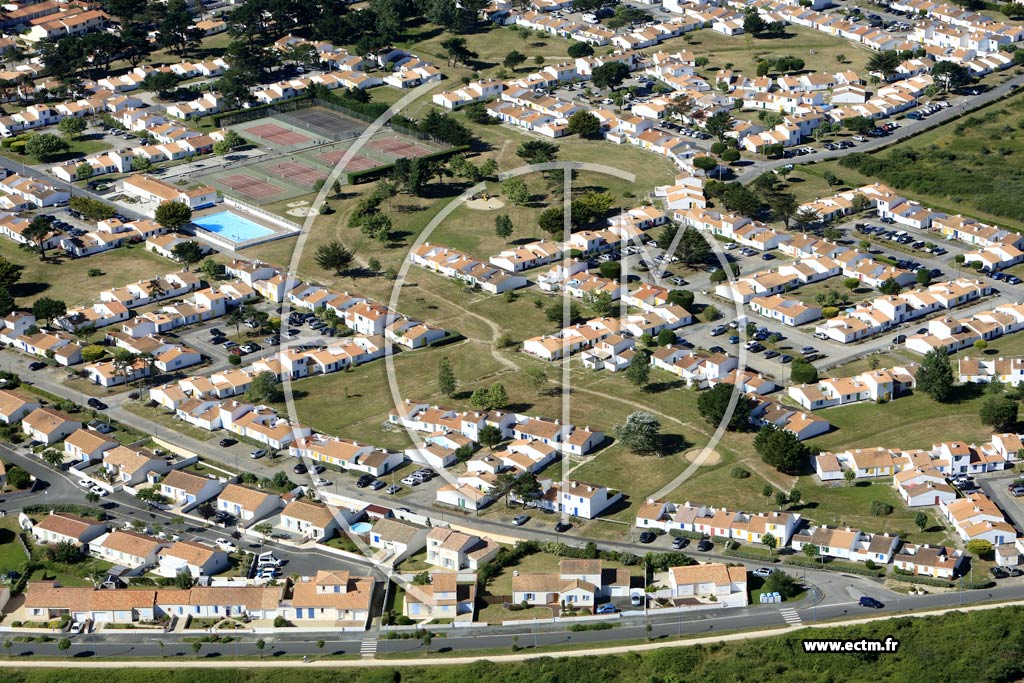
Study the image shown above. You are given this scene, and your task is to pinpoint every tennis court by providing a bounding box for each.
[218,173,291,201]
[314,148,380,171]
[263,159,328,185]
[365,136,437,158]
[278,106,366,140]
[246,122,314,147]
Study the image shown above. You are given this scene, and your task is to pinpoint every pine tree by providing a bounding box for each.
[438,356,457,398]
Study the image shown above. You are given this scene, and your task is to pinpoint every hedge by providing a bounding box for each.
[23,504,105,520]
[724,545,780,562]
[345,145,471,185]
[890,571,954,589]
[782,554,885,577]
[426,332,466,349]
[962,580,996,590]
[670,530,706,540]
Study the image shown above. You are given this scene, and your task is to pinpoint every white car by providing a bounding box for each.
[78,479,91,488]
[89,486,108,497]
[214,538,237,553]
[314,478,331,487]
[70,621,83,634]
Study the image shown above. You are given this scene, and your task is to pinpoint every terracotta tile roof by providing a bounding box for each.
[33,512,102,540]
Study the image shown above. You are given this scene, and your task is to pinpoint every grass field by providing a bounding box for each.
[0,240,174,307]
[794,93,1024,231]
[483,551,644,596]
[0,518,28,573]
[807,387,994,452]
[668,25,874,81]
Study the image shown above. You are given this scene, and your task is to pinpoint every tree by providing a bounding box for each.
[791,207,821,230]
[763,570,801,599]
[0,287,12,318]
[980,396,1018,432]
[584,289,614,316]
[0,258,22,289]
[438,356,457,398]
[245,371,283,404]
[754,424,809,474]
[516,140,558,165]
[57,116,87,139]
[314,241,355,276]
[878,278,902,295]
[790,358,818,384]
[769,192,798,228]
[613,411,662,456]
[597,261,621,280]
[57,638,71,657]
[160,0,202,55]
[916,268,931,286]
[21,217,53,259]
[85,491,100,505]
[200,259,224,282]
[192,641,202,658]
[478,424,503,449]
[931,60,971,92]
[75,162,93,181]
[843,468,856,486]
[914,511,928,532]
[41,449,63,468]
[502,177,530,205]
[774,491,787,510]
[524,366,547,395]
[762,532,777,557]
[571,192,615,225]
[625,350,651,389]
[503,50,527,70]
[657,328,676,346]
[154,201,193,233]
[743,8,766,35]
[917,349,954,403]
[803,543,820,563]
[24,133,69,162]
[6,467,29,489]
[545,299,580,324]
[32,297,66,327]
[470,382,508,410]
[48,540,82,564]
[495,214,513,242]
[591,61,630,90]
[440,37,476,66]
[171,241,204,270]
[538,207,565,237]
[703,111,734,142]
[966,539,993,558]
[421,630,432,654]
[567,110,601,139]
[867,50,901,78]
[567,41,594,58]
[697,383,752,431]
[667,290,694,309]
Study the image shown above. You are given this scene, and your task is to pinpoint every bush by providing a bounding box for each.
[272,616,288,627]
[890,570,953,588]
[870,500,894,516]
[567,622,614,631]
[822,306,839,318]
[730,466,750,479]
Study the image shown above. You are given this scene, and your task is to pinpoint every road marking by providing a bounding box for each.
[360,638,377,657]
[780,608,802,625]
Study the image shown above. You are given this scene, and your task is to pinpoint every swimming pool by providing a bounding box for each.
[350,522,373,534]
[193,210,275,243]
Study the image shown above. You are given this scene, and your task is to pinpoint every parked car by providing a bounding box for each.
[859,596,884,608]
[219,438,237,447]
[293,463,308,474]
[752,567,774,578]
[356,474,375,488]
[250,449,267,459]
[671,536,689,549]
[990,566,1009,579]
[28,362,47,371]
[595,603,618,614]
[215,538,236,553]
[89,486,108,497]
[401,476,419,486]
[313,478,331,487]
[386,485,402,495]
[696,539,713,552]
[87,398,107,410]
[370,480,386,490]
[638,531,657,544]
[513,514,530,526]
[555,522,572,533]
[710,324,727,336]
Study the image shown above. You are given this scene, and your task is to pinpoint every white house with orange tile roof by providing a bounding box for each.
[0,389,38,425]
[279,499,341,540]
[658,563,748,607]
[22,407,80,445]
[92,530,166,569]
[216,484,282,524]
[31,512,107,548]
[159,469,223,507]
[63,428,117,463]
[156,540,229,577]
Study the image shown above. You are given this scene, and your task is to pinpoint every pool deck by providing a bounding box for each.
[190,200,301,251]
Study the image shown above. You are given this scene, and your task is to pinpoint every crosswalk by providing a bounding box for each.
[360,638,378,658]
[780,607,802,626]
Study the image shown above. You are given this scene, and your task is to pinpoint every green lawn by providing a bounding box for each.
[0,518,28,573]
[476,603,553,624]
[792,93,1024,231]
[671,25,874,81]
[483,551,643,596]
[806,388,994,452]
[0,240,173,307]
[122,402,218,443]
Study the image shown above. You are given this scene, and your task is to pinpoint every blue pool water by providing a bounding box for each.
[350,522,373,534]
[193,210,275,242]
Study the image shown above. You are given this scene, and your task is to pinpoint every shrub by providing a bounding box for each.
[864,559,877,570]
[822,306,839,318]
[272,616,288,627]
[870,500,894,516]
[730,467,750,479]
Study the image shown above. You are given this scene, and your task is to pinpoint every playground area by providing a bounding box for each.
[209,109,449,205]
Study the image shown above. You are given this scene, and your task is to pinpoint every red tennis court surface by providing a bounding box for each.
[219,173,286,199]
[264,160,327,184]
[366,138,433,157]
[247,123,312,146]
[315,148,379,171]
